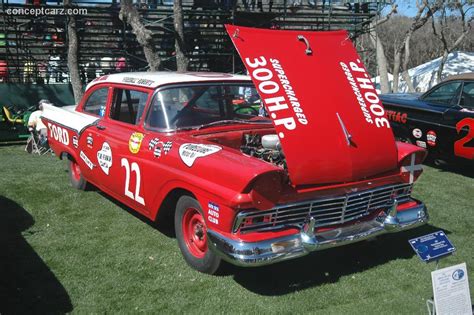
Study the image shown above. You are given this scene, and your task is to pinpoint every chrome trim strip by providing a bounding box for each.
[208,200,428,267]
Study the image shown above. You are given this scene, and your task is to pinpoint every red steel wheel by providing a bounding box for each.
[182,207,207,258]
[68,159,89,190]
[71,160,82,181]
[175,196,221,274]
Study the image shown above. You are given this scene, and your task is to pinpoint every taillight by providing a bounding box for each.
[400,151,426,183]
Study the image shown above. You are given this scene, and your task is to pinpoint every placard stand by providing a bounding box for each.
[408,231,456,315]
[426,260,440,315]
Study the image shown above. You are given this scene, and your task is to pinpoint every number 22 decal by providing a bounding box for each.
[121,158,145,205]
[454,118,474,160]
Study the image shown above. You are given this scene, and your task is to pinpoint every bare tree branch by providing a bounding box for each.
[119,0,161,71]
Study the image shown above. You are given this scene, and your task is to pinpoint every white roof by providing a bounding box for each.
[86,71,251,90]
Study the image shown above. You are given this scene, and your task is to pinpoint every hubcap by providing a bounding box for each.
[182,207,207,258]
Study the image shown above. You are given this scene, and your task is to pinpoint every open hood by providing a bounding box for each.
[226,25,398,186]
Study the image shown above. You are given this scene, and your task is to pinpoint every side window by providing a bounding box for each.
[83,88,109,116]
[422,82,462,106]
[110,89,149,125]
[460,82,474,111]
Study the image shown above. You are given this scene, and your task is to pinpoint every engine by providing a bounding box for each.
[240,133,286,169]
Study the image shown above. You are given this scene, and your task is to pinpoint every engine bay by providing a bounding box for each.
[240,133,286,169]
[194,129,287,169]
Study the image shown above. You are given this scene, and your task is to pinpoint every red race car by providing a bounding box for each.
[42,26,428,274]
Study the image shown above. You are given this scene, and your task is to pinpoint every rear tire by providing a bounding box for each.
[175,195,221,274]
[68,159,89,190]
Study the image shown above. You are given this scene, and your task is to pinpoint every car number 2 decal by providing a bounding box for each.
[121,158,145,205]
[454,118,474,160]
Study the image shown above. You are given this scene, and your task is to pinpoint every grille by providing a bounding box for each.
[235,183,413,233]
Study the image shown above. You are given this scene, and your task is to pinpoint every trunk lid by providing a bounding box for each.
[226,25,398,186]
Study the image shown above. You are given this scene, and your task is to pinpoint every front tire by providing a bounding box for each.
[68,159,89,190]
[175,196,221,274]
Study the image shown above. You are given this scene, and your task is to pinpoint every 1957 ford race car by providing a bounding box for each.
[42,25,429,274]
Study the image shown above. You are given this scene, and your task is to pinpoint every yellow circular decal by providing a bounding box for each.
[129,132,144,154]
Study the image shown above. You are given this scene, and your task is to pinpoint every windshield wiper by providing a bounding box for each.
[197,119,270,130]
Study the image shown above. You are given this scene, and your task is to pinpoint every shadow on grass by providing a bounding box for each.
[97,192,176,238]
[425,159,474,179]
[227,224,448,296]
[0,196,73,314]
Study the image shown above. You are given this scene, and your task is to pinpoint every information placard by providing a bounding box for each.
[431,262,472,315]
[409,231,455,263]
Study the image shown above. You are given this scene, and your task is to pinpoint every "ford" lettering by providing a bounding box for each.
[48,123,70,145]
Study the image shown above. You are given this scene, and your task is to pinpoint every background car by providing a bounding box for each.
[381,73,474,164]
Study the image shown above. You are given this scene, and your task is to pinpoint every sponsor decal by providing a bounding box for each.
[87,134,93,148]
[129,132,144,154]
[339,59,390,129]
[179,143,222,167]
[244,56,308,139]
[452,269,465,281]
[148,137,172,158]
[207,202,220,225]
[122,77,154,87]
[412,128,422,139]
[97,142,113,175]
[427,130,437,146]
[47,123,70,145]
[416,140,427,148]
[72,135,78,148]
[80,151,94,169]
[386,110,408,124]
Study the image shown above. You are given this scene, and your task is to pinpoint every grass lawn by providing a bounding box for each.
[1,144,473,314]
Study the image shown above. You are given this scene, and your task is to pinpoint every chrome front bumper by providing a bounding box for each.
[207,200,428,267]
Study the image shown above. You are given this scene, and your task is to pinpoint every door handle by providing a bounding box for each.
[96,124,106,130]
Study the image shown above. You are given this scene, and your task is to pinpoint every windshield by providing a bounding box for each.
[144,83,265,130]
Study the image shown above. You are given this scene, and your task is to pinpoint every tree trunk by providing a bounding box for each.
[433,2,470,83]
[402,34,415,92]
[119,0,161,71]
[173,0,189,71]
[369,4,397,93]
[370,30,391,93]
[436,50,449,82]
[392,50,401,93]
[65,1,83,103]
[391,0,442,93]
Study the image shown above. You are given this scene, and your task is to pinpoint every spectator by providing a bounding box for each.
[115,57,127,73]
[28,99,50,145]
[0,60,8,82]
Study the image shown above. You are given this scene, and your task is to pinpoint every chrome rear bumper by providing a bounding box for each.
[207,200,428,267]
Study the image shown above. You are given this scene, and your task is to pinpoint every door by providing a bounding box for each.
[77,86,112,186]
[442,81,474,160]
[94,85,153,214]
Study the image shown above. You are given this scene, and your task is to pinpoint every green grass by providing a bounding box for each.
[0,145,473,314]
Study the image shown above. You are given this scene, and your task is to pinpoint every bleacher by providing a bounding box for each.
[0,0,387,83]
